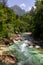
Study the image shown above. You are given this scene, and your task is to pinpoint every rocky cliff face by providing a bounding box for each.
[11,5,25,16]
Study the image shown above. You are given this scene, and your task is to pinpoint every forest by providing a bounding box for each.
[0,0,43,40]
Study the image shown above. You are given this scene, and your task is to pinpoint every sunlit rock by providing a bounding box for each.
[35,45,40,48]
[24,40,29,43]
[13,40,18,44]
[29,46,33,48]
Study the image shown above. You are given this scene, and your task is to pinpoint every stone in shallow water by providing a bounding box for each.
[35,45,40,48]
[29,46,33,48]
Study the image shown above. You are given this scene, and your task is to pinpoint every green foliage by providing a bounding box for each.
[13,19,27,32]
[20,11,34,32]
[0,0,43,40]
[0,3,16,38]
[20,0,43,40]
[0,3,28,39]
[32,0,43,40]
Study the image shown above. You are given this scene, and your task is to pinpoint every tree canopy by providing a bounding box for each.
[0,0,43,40]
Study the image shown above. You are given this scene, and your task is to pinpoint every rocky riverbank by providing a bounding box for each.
[0,33,43,65]
[0,55,17,65]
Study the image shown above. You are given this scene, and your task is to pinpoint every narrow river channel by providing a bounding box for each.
[7,40,43,65]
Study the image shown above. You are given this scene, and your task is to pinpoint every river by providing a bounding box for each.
[6,40,43,65]
[0,34,43,65]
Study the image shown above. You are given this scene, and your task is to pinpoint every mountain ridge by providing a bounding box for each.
[11,5,26,16]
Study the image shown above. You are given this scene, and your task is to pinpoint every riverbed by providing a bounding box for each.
[0,33,43,65]
[6,40,43,65]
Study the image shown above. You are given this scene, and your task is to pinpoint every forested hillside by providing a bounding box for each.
[0,0,43,40]
[0,3,27,39]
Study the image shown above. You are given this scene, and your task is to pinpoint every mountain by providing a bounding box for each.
[11,5,25,16]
